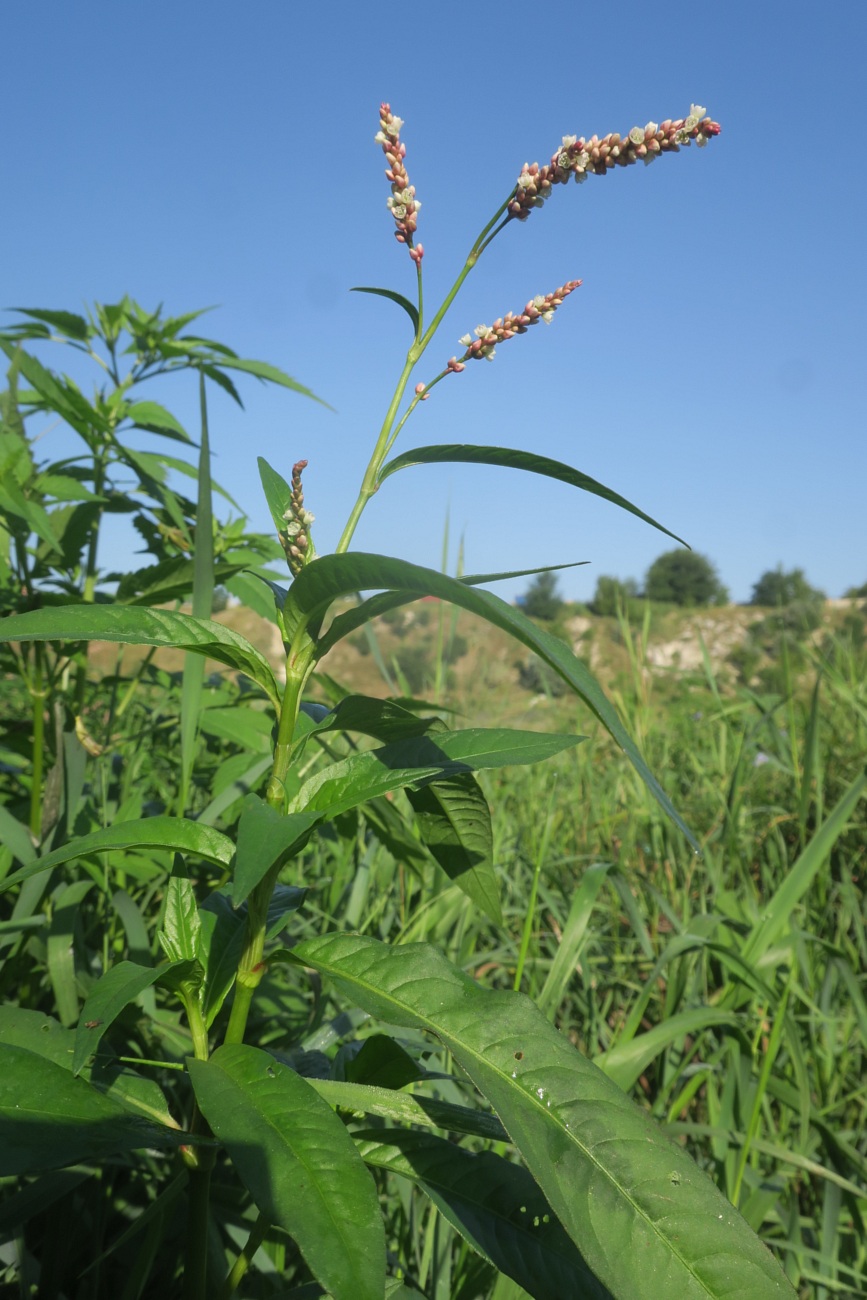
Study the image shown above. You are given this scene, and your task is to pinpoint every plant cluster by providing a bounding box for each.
[3,100,855,1300]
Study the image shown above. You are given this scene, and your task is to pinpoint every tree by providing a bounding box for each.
[523,570,563,621]
[644,549,727,607]
[590,575,639,617]
[750,566,824,607]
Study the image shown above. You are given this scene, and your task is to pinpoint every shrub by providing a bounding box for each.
[523,571,563,621]
[590,574,639,617]
[750,566,824,608]
[644,549,727,607]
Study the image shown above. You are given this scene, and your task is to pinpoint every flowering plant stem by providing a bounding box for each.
[335,193,514,556]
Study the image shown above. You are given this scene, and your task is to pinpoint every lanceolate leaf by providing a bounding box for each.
[211,355,332,408]
[356,1129,611,1300]
[0,818,235,895]
[379,444,687,546]
[287,552,696,848]
[72,960,186,1075]
[351,285,420,334]
[233,795,320,906]
[257,456,294,536]
[189,1044,386,1299]
[289,729,582,819]
[290,933,794,1300]
[0,1044,184,1175]
[0,605,281,709]
[406,775,500,924]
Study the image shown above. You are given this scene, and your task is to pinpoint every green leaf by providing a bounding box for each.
[115,557,247,606]
[9,308,92,341]
[0,804,37,867]
[289,729,582,820]
[199,884,307,1027]
[73,960,185,1076]
[0,605,282,710]
[198,706,274,755]
[406,774,500,924]
[739,769,867,970]
[307,1079,508,1142]
[305,694,443,746]
[379,444,687,546]
[47,879,93,1026]
[351,286,420,335]
[233,795,320,906]
[0,1044,183,1175]
[214,356,332,408]
[342,1035,425,1089]
[189,1044,386,1298]
[291,933,794,1300]
[125,400,191,443]
[257,455,294,536]
[594,1009,741,1093]
[0,817,235,894]
[287,553,696,849]
[357,1130,611,1300]
[159,860,202,964]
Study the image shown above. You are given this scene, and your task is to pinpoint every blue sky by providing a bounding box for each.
[5,1,865,603]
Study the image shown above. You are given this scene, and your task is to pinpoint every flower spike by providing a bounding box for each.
[449,281,581,370]
[279,459,316,576]
[508,107,721,222]
[376,104,422,259]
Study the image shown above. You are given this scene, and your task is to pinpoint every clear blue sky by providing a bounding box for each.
[5,1,865,603]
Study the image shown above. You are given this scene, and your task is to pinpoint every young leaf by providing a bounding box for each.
[188,1044,386,1299]
[257,456,294,536]
[159,859,202,964]
[356,1129,611,1300]
[350,286,420,335]
[0,817,235,895]
[0,605,282,710]
[290,933,794,1300]
[379,444,688,546]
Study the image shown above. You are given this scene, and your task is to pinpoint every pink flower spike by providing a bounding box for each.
[508,107,721,221]
[376,104,422,260]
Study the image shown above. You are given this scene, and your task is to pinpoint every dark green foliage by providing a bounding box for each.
[523,570,563,621]
[590,575,639,617]
[750,566,825,608]
[644,549,728,607]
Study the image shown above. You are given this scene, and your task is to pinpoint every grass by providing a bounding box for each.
[2,598,865,1296]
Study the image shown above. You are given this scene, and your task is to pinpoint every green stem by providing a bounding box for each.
[183,1166,212,1300]
[334,191,516,557]
[29,645,46,838]
[221,1212,270,1299]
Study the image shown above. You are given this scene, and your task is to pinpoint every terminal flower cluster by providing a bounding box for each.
[447,281,581,372]
[508,106,721,221]
[280,459,316,576]
[376,103,423,265]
